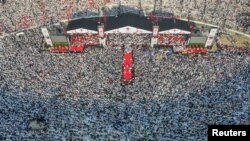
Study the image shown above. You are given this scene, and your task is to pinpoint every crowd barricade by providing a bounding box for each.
[182,46,208,54]
[50,45,69,53]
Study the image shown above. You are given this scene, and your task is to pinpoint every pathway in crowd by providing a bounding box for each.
[122,46,134,84]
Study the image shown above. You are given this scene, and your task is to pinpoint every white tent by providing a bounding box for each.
[159,28,191,34]
[67,28,98,34]
[105,26,152,34]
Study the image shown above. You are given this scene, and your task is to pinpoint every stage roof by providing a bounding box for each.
[66,13,193,34]
[158,18,191,32]
[66,18,98,33]
[105,13,153,32]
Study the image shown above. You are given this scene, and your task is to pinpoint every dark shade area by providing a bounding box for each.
[66,13,194,33]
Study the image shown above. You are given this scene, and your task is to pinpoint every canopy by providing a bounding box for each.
[159,29,191,34]
[67,28,98,34]
[105,26,152,34]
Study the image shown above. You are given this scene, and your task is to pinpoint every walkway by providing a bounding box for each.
[122,50,133,82]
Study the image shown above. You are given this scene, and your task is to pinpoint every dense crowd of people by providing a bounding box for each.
[158,34,186,47]
[0,0,249,34]
[107,34,151,47]
[0,27,249,140]
[71,34,99,46]
[0,0,249,140]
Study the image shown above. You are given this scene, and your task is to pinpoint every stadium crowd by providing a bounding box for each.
[0,27,249,140]
[107,34,151,47]
[0,0,249,35]
[158,34,186,47]
[0,0,250,140]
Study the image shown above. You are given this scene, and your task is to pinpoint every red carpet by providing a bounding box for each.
[123,51,133,81]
